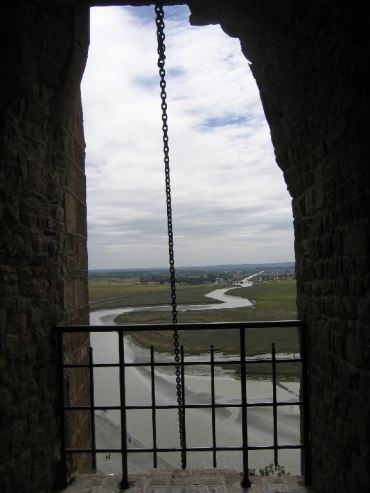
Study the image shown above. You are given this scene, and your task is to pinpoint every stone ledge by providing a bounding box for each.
[61,470,313,493]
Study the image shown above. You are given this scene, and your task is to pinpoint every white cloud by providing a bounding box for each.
[82,6,294,269]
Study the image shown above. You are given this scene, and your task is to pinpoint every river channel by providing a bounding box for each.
[90,281,301,475]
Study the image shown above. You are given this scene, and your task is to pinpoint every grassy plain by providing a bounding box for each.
[89,279,215,310]
[89,279,300,377]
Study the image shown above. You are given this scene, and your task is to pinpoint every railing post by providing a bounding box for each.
[150,346,158,468]
[239,327,251,488]
[180,345,187,469]
[57,330,68,488]
[271,343,278,467]
[300,322,311,485]
[210,345,217,468]
[89,347,97,470]
[118,330,129,490]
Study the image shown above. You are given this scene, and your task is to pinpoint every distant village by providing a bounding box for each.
[221,270,295,286]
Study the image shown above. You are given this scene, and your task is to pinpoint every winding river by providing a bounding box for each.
[90,282,301,475]
[90,286,253,327]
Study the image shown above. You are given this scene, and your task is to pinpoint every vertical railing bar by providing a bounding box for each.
[240,327,251,488]
[89,347,97,470]
[118,330,129,490]
[180,345,187,469]
[300,322,311,485]
[150,346,158,468]
[210,345,217,468]
[272,343,278,467]
[57,330,68,488]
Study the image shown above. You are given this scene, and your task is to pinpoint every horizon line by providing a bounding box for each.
[89,261,295,271]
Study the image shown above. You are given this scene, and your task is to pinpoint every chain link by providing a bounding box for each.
[155,3,186,467]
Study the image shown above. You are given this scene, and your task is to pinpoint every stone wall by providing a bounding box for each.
[189,1,370,492]
[0,1,90,491]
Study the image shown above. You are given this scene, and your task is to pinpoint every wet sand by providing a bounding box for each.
[90,325,301,475]
[89,285,301,476]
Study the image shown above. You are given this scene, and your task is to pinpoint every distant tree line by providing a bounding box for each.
[139,272,229,285]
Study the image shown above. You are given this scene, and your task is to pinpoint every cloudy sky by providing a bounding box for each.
[81,5,294,269]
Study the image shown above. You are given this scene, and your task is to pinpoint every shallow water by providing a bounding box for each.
[90,325,301,475]
[90,286,253,327]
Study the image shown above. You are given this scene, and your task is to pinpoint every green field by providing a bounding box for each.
[89,279,217,310]
[89,278,300,377]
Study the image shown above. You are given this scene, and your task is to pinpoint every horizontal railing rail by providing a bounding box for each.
[57,320,309,489]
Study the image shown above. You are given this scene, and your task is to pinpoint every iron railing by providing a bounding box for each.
[57,320,309,489]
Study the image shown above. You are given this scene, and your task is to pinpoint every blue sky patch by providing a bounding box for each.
[167,67,185,78]
[133,75,157,89]
[124,5,189,25]
[199,114,249,130]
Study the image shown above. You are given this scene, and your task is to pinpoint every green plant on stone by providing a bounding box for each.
[259,463,289,477]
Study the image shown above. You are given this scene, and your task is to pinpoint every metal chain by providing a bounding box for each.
[154,3,186,467]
